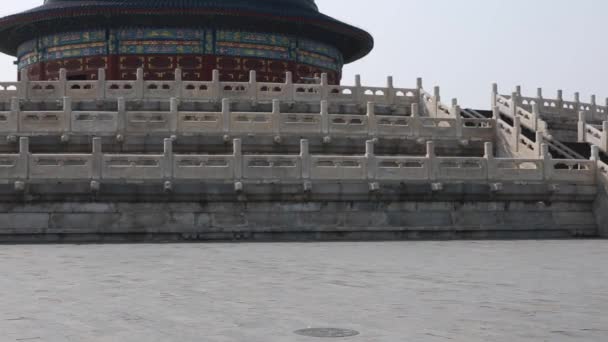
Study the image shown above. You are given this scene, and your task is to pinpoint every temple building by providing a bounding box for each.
[0,1,606,241]
[0,0,373,83]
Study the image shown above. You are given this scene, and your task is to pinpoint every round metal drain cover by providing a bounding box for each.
[294,328,359,338]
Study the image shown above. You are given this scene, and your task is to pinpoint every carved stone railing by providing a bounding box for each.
[578,112,608,152]
[494,88,585,159]
[494,85,608,154]
[494,85,608,121]
[1,68,424,107]
[0,98,495,142]
[3,137,597,188]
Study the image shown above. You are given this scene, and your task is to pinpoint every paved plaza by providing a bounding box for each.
[1,241,607,342]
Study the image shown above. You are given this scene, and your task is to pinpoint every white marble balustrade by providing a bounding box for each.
[0,137,597,186]
[0,98,495,141]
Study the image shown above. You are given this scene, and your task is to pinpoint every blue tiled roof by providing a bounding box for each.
[0,0,374,63]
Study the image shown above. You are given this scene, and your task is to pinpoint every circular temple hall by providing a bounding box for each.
[0,0,373,83]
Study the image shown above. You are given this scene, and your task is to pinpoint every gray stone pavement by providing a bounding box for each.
[0,241,607,342]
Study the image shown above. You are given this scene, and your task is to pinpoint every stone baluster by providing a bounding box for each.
[532,102,541,131]
[417,77,423,107]
[588,95,598,121]
[10,97,20,132]
[320,73,329,101]
[96,68,106,100]
[590,145,600,162]
[92,137,102,181]
[222,98,231,134]
[300,139,310,180]
[513,117,521,153]
[59,68,67,97]
[426,141,435,181]
[18,68,29,100]
[174,68,182,99]
[284,71,294,102]
[169,97,179,134]
[211,69,221,102]
[535,131,544,157]
[492,106,499,120]
[454,104,463,138]
[163,138,174,180]
[354,75,362,104]
[63,96,72,134]
[233,139,242,180]
[540,143,552,181]
[18,137,29,180]
[320,100,329,135]
[556,89,563,112]
[590,145,600,183]
[272,99,281,138]
[365,140,376,180]
[411,103,421,137]
[578,111,587,143]
[484,142,495,181]
[135,68,144,99]
[116,97,126,140]
[511,91,518,119]
[386,76,395,105]
[367,102,377,137]
[602,121,608,152]
[249,70,257,102]
[432,86,440,118]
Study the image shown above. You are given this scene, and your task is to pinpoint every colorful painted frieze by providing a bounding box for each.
[40,29,105,48]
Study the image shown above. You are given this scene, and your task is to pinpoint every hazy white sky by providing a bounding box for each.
[0,0,606,108]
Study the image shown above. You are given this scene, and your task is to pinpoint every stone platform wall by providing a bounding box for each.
[0,199,598,243]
